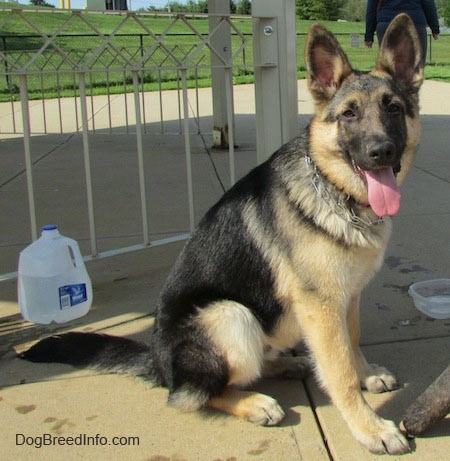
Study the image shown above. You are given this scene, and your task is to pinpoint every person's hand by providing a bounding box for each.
[364,41,373,48]
[432,33,439,40]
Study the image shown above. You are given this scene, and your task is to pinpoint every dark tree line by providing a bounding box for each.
[152,1,251,15]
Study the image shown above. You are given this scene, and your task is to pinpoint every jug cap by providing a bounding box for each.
[42,224,58,231]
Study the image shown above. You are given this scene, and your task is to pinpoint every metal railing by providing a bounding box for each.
[0,9,251,135]
[2,29,449,126]
[0,8,254,279]
[0,2,302,282]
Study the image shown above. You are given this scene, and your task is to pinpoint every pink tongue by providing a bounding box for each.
[364,168,401,217]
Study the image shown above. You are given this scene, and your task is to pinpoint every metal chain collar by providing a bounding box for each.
[304,155,384,231]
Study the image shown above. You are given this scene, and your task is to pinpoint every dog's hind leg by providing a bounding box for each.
[347,295,399,393]
[207,387,285,426]
[196,301,267,387]
[170,301,285,425]
[262,352,311,380]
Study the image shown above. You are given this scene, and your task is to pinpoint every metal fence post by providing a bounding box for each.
[132,70,150,246]
[181,68,195,232]
[208,0,233,148]
[252,0,298,163]
[78,72,98,257]
[19,74,38,242]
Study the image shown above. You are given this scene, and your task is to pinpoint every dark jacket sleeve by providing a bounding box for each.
[421,0,440,34]
[365,0,379,42]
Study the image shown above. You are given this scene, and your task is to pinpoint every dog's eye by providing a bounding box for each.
[342,109,356,119]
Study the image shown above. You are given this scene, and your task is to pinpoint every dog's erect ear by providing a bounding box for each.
[376,13,424,89]
[306,24,353,104]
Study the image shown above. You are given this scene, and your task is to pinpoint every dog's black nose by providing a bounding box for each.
[366,140,397,166]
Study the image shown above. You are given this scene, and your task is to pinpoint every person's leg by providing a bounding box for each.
[376,22,390,45]
[416,26,428,66]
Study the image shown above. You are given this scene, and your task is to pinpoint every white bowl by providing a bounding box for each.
[408,279,450,319]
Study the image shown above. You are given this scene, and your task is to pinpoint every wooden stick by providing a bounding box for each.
[402,364,450,436]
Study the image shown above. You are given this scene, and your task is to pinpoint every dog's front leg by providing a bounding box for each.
[347,294,400,393]
[298,301,410,455]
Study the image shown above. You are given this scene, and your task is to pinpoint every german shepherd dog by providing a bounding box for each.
[20,14,423,455]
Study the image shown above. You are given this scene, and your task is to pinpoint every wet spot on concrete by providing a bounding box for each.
[383,283,410,294]
[376,302,390,311]
[49,418,76,434]
[147,456,188,461]
[247,439,271,455]
[16,404,36,414]
[385,256,406,269]
[114,276,128,282]
[384,256,432,275]
[207,458,237,461]
[400,264,430,274]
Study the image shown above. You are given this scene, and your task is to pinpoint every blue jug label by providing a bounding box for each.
[59,284,88,310]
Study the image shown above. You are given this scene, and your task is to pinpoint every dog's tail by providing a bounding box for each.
[18,332,159,382]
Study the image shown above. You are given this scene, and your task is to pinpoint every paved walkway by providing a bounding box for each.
[0,80,449,460]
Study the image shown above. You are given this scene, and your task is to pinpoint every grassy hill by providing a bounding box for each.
[0,3,367,35]
[0,5,448,102]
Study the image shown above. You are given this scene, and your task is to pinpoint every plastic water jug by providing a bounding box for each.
[18,225,93,324]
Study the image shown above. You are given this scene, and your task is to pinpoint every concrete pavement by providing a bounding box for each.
[0,80,449,460]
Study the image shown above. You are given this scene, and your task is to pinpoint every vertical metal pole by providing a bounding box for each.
[181,69,195,232]
[177,70,183,134]
[57,74,63,133]
[195,68,200,134]
[252,0,298,163]
[73,74,80,132]
[78,72,98,256]
[88,73,96,133]
[158,69,164,134]
[39,75,47,133]
[123,77,130,134]
[224,67,235,186]
[139,70,148,130]
[19,74,38,241]
[208,0,233,148]
[132,70,150,246]
[106,73,113,134]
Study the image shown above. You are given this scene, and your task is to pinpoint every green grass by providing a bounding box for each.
[0,6,250,35]
[0,6,371,37]
[1,6,449,103]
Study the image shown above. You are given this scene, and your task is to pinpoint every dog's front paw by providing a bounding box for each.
[363,364,399,393]
[355,418,410,455]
